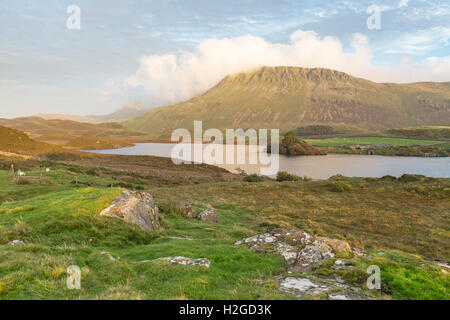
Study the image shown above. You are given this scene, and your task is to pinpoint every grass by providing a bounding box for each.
[334,251,449,300]
[0,188,291,299]
[305,136,440,147]
[0,158,448,300]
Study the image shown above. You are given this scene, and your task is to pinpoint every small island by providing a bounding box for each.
[267,132,326,156]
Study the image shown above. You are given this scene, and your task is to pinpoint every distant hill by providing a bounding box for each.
[37,101,148,124]
[126,66,450,135]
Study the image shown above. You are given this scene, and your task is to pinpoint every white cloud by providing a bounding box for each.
[386,26,450,55]
[110,29,450,107]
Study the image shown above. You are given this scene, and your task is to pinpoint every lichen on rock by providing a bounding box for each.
[100,190,160,231]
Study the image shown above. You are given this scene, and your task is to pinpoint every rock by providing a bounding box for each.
[316,237,351,253]
[176,203,196,218]
[156,256,210,268]
[235,228,352,271]
[100,191,160,231]
[328,292,374,300]
[8,240,25,246]
[291,240,335,272]
[351,247,366,258]
[331,259,353,271]
[435,261,450,274]
[101,251,117,261]
[167,236,194,241]
[197,207,220,223]
[279,277,331,296]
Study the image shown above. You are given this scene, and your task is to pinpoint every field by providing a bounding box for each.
[305,136,440,147]
[0,156,449,300]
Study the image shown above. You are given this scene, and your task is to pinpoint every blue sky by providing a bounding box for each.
[0,0,449,118]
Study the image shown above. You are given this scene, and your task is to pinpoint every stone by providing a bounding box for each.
[156,256,210,268]
[8,240,25,246]
[328,292,374,300]
[316,237,351,253]
[101,251,117,261]
[235,228,353,271]
[197,207,220,223]
[279,277,331,296]
[100,191,160,231]
[435,261,450,274]
[291,241,335,272]
[176,203,196,218]
[167,236,194,241]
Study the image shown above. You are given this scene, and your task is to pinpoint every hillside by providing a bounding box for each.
[0,126,65,155]
[0,117,108,138]
[0,117,153,146]
[126,66,450,135]
[65,134,134,150]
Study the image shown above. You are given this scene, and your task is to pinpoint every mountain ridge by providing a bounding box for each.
[125,66,450,135]
[36,101,148,124]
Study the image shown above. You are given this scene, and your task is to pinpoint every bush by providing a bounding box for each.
[331,182,353,192]
[399,174,425,183]
[276,171,301,182]
[243,174,264,182]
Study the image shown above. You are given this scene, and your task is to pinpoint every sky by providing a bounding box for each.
[0,0,449,118]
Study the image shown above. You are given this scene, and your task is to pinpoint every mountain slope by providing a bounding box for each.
[0,126,65,155]
[126,66,450,134]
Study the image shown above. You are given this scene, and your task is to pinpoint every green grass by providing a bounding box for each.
[305,136,440,147]
[0,187,293,299]
[0,163,151,203]
[0,161,449,300]
[336,251,449,300]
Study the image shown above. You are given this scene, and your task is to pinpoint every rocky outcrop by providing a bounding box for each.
[156,256,210,268]
[235,229,351,271]
[100,191,160,231]
[197,207,220,223]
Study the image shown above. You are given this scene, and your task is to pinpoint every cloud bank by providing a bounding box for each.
[113,29,450,107]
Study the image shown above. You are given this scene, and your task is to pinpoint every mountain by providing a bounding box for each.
[37,102,147,124]
[126,66,450,135]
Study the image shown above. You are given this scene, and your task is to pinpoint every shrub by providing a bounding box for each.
[276,171,301,182]
[331,182,353,192]
[244,174,264,182]
[399,174,425,183]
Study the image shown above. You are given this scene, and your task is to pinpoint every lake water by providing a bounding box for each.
[86,143,450,179]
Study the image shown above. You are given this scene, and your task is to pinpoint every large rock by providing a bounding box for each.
[235,229,351,271]
[197,207,220,223]
[100,191,160,231]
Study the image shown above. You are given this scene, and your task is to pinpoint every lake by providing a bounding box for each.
[86,143,450,179]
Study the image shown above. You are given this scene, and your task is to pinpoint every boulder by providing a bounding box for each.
[235,229,352,271]
[176,203,196,218]
[156,256,210,268]
[197,207,220,223]
[100,191,160,231]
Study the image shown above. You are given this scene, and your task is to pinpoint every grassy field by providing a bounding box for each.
[0,157,449,300]
[305,136,440,147]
